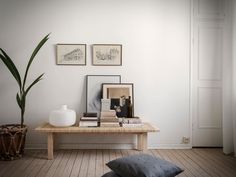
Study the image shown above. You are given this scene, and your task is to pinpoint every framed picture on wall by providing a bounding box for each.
[86,75,121,115]
[92,44,122,66]
[56,44,86,65]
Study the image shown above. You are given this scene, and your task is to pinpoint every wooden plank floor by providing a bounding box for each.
[0,148,235,177]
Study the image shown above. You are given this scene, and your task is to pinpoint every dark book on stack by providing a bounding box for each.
[79,112,98,127]
[83,112,97,117]
[100,110,120,127]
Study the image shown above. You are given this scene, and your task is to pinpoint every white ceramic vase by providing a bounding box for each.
[49,105,76,127]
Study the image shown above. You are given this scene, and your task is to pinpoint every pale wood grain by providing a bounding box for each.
[1,149,236,177]
[137,133,147,151]
[36,122,159,159]
[193,149,236,177]
[183,149,220,177]
[69,150,83,177]
[53,150,71,177]
[36,151,59,177]
[169,149,199,177]
[87,150,96,177]
[95,150,103,177]
[44,150,64,177]
[61,150,77,177]
[102,150,110,174]
[47,133,54,160]
[175,149,211,177]
[6,150,39,177]
[35,122,159,133]
[78,150,89,177]
[25,150,48,177]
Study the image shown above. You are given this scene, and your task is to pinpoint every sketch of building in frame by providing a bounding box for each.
[57,44,86,65]
[92,44,122,66]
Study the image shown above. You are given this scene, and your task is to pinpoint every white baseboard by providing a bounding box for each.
[26,143,135,149]
[149,143,192,149]
[58,143,135,149]
[25,143,192,149]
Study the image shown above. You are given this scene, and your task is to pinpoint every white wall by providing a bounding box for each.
[0,0,191,149]
[232,0,236,155]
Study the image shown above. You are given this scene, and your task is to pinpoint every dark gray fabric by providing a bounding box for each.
[101,171,122,177]
[106,153,184,177]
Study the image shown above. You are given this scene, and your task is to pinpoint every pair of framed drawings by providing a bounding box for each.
[86,75,134,117]
[56,44,122,66]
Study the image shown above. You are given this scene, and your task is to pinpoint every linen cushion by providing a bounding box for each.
[106,153,184,177]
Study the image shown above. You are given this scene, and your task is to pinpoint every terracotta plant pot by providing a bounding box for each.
[0,124,27,160]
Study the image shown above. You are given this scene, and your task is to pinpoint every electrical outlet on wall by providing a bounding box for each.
[182,137,190,144]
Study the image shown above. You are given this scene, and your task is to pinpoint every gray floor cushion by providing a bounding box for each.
[101,171,122,177]
[106,153,184,177]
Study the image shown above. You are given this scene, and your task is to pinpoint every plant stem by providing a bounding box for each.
[20,91,25,127]
[21,108,24,127]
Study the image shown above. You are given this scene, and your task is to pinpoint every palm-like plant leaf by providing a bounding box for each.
[0,50,22,89]
[0,34,49,127]
[16,93,22,108]
[23,33,50,90]
[25,73,44,95]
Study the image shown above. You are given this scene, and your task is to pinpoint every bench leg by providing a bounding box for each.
[137,133,147,151]
[47,133,54,160]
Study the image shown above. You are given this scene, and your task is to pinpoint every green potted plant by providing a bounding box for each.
[0,34,49,160]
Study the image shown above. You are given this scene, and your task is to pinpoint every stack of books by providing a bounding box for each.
[100,110,120,127]
[122,117,143,127]
[79,112,98,127]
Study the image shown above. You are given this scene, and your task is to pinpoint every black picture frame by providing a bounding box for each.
[86,75,121,115]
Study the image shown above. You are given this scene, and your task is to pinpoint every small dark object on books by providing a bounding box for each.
[110,99,128,118]
[127,96,133,118]
[83,112,97,117]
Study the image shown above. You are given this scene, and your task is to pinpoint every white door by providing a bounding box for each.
[192,0,225,147]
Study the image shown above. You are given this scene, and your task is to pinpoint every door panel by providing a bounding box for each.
[192,0,224,147]
[198,87,222,129]
[198,24,223,81]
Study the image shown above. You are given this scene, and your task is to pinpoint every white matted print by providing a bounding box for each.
[86,75,121,114]
[57,44,86,65]
[102,83,134,105]
[92,44,122,66]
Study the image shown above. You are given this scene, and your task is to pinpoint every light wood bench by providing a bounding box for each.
[35,122,159,159]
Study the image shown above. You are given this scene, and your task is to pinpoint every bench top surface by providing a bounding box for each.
[35,122,159,133]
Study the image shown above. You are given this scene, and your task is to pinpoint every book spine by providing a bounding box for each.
[100,110,116,117]
[80,119,98,121]
[122,119,142,124]
[79,122,98,126]
[83,112,97,117]
[122,123,143,127]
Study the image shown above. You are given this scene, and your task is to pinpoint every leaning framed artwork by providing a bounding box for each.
[86,75,121,115]
[92,44,122,66]
[56,44,86,65]
[102,83,134,117]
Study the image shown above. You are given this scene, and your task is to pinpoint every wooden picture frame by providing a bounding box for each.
[86,75,121,115]
[102,83,134,117]
[56,44,86,65]
[92,44,122,66]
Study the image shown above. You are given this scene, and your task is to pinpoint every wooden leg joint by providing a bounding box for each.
[47,133,54,160]
[137,133,147,151]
